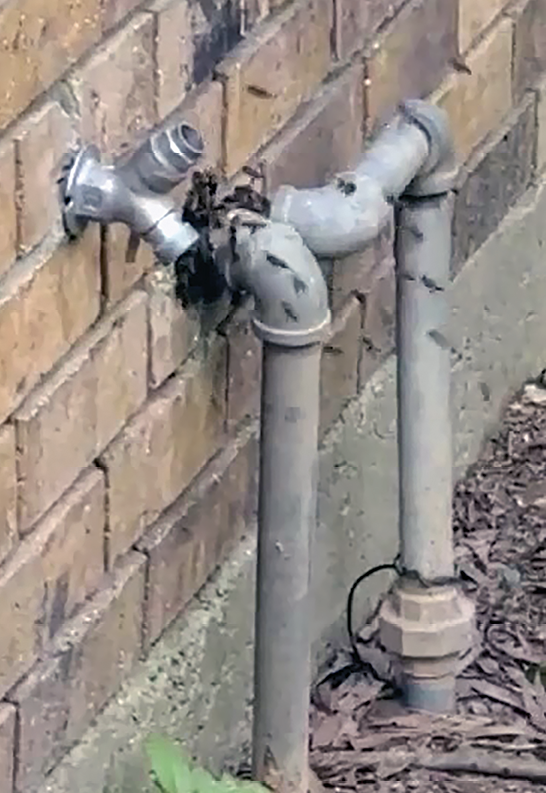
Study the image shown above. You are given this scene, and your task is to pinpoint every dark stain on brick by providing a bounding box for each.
[193,0,242,85]
[452,96,537,277]
[49,572,70,639]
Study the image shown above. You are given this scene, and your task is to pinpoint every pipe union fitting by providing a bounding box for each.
[379,584,474,661]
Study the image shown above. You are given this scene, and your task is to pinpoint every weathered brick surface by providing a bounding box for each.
[0,703,15,793]
[15,292,147,533]
[511,0,546,103]
[138,426,258,647]
[147,269,201,389]
[458,0,508,53]
[0,0,101,132]
[330,222,394,311]
[263,63,365,192]
[0,469,105,699]
[334,0,405,61]
[0,425,17,565]
[101,338,227,563]
[217,0,332,176]
[359,256,396,387]
[0,143,17,278]
[320,296,362,433]
[434,17,513,162]
[221,303,261,428]
[75,14,156,155]
[101,0,143,32]
[101,225,155,307]
[452,95,537,274]
[0,230,101,425]
[15,102,77,255]
[537,74,546,172]
[11,552,145,793]
[365,0,457,130]
[152,0,193,119]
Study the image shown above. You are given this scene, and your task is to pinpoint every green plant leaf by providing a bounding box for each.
[145,734,193,793]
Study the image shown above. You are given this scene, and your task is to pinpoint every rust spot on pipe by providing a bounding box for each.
[293,275,307,294]
[282,301,299,322]
[267,253,290,270]
[421,274,444,293]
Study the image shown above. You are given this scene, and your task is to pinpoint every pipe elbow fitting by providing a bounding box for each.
[227,221,330,347]
[269,100,457,259]
[59,122,203,265]
[270,174,391,259]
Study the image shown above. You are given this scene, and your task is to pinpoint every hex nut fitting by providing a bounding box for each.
[379,583,475,663]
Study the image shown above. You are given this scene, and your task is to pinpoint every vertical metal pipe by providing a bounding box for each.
[252,340,322,793]
[395,192,454,582]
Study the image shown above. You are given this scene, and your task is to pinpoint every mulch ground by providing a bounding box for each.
[310,378,546,793]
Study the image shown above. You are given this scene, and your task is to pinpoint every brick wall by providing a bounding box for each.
[0,0,544,789]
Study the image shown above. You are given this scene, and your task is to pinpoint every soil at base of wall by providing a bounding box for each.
[309,377,546,793]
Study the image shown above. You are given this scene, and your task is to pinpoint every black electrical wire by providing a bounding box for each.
[346,561,397,663]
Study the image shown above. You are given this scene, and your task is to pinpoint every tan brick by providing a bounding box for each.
[334,0,405,61]
[320,296,362,433]
[459,0,507,53]
[0,703,15,793]
[138,426,258,647]
[263,63,364,192]
[153,0,193,119]
[101,0,143,31]
[433,18,513,162]
[0,0,101,132]
[101,337,227,562]
[15,292,147,533]
[537,74,546,172]
[220,302,261,428]
[330,221,393,311]
[15,102,77,255]
[217,0,332,177]
[0,142,16,278]
[365,0,457,129]
[11,552,144,792]
[359,256,396,387]
[102,225,155,306]
[75,14,156,155]
[511,0,546,102]
[147,268,201,389]
[0,425,17,565]
[0,230,101,424]
[0,469,105,699]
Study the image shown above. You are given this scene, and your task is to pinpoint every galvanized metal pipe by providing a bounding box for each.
[252,339,322,793]
[395,192,454,582]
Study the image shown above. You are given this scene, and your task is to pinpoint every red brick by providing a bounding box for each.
[75,14,156,155]
[0,425,17,565]
[511,0,546,102]
[15,102,77,255]
[220,302,261,429]
[147,268,201,389]
[334,0,405,61]
[101,337,227,563]
[0,230,101,424]
[0,469,105,699]
[0,0,101,132]
[320,296,362,433]
[11,552,145,792]
[216,0,333,177]
[365,0,457,130]
[138,426,258,647]
[15,292,147,533]
[0,142,17,278]
[262,63,365,192]
[0,703,15,793]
